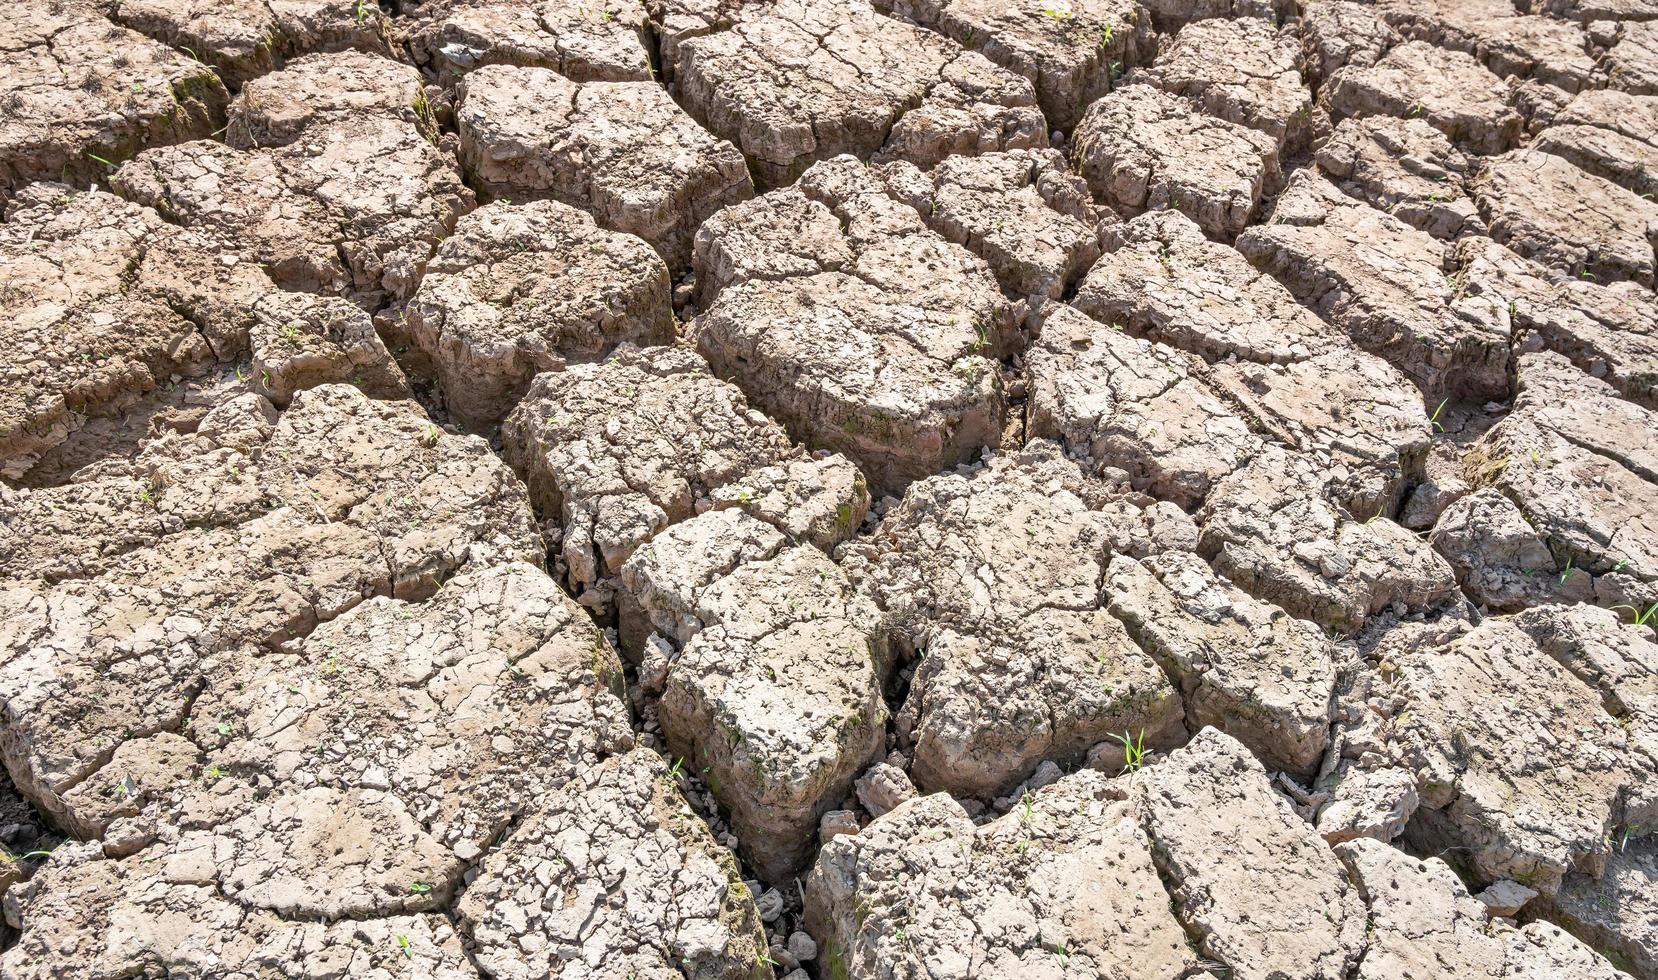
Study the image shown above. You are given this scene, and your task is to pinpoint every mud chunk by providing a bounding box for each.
[1073,211,1431,513]
[1140,0,1284,31]
[1199,447,1461,632]
[1337,837,1507,978]
[617,508,788,652]
[1316,766,1420,845]
[249,291,409,408]
[112,111,472,304]
[461,748,770,978]
[899,150,1107,300]
[1549,839,1658,980]
[225,49,431,149]
[2,844,476,979]
[874,0,1155,130]
[455,64,753,268]
[649,534,888,880]
[1315,116,1485,241]
[403,0,655,84]
[1472,148,1658,287]
[805,770,1208,978]
[1027,304,1263,508]
[708,453,871,551]
[109,0,393,87]
[1073,84,1280,238]
[1607,20,1658,96]
[692,158,1010,493]
[500,345,797,607]
[1143,16,1316,153]
[1134,729,1368,980]
[1301,0,1401,81]
[1454,236,1657,408]
[1513,603,1658,757]
[674,0,1045,187]
[1238,170,1510,403]
[1534,124,1658,199]
[1375,616,1656,893]
[854,761,916,817]
[1429,488,1572,612]
[1325,41,1523,154]
[1464,353,1658,612]
[1552,88,1658,149]
[0,187,219,479]
[0,5,228,202]
[404,200,674,429]
[1106,552,1335,776]
[1373,0,1602,93]
[845,444,1188,797]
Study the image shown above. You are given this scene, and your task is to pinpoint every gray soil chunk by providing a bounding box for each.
[248,291,410,407]
[1198,446,1462,632]
[1237,170,1511,404]
[1369,615,1656,893]
[1301,1,1402,82]
[1457,354,1658,614]
[1026,304,1264,509]
[1072,210,1432,514]
[0,386,543,835]
[674,0,1046,187]
[1534,123,1658,199]
[1325,40,1523,154]
[1315,116,1486,241]
[1133,728,1368,980]
[498,344,798,609]
[1429,487,1577,612]
[1335,835,1628,979]
[1072,83,1281,238]
[0,4,228,202]
[691,157,1010,494]
[891,149,1108,300]
[1455,236,1657,408]
[1472,148,1658,287]
[1142,16,1317,154]
[454,64,754,268]
[111,109,472,304]
[1549,838,1658,980]
[223,49,433,150]
[107,0,394,87]
[403,0,655,85]
[2,843,476,979]
[630,523,888,881]
[873,0,1156,130]
[404,200,674,429]
[459,748,771,979]
[707,453,871,551]
[804,769,1208,978]
[1106,551,1336,777]
[844,443,1191,798]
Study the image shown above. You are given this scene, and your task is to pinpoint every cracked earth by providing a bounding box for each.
[2,0,1658,976]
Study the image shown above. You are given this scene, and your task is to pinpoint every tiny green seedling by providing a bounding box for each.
[409,882,433,895]
[1557,557,1574,586]
[1429,399,1447,433]
[1112,728,1146,772]
[85,152,116,170]
[1614,601,1658,627]
[395,934,411,958]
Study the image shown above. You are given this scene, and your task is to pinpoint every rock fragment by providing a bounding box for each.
[404,200,674,429]
[223,49,431,149]
[454,64,754,268]
[1072,83,1281,238]
[248,291,409,407]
